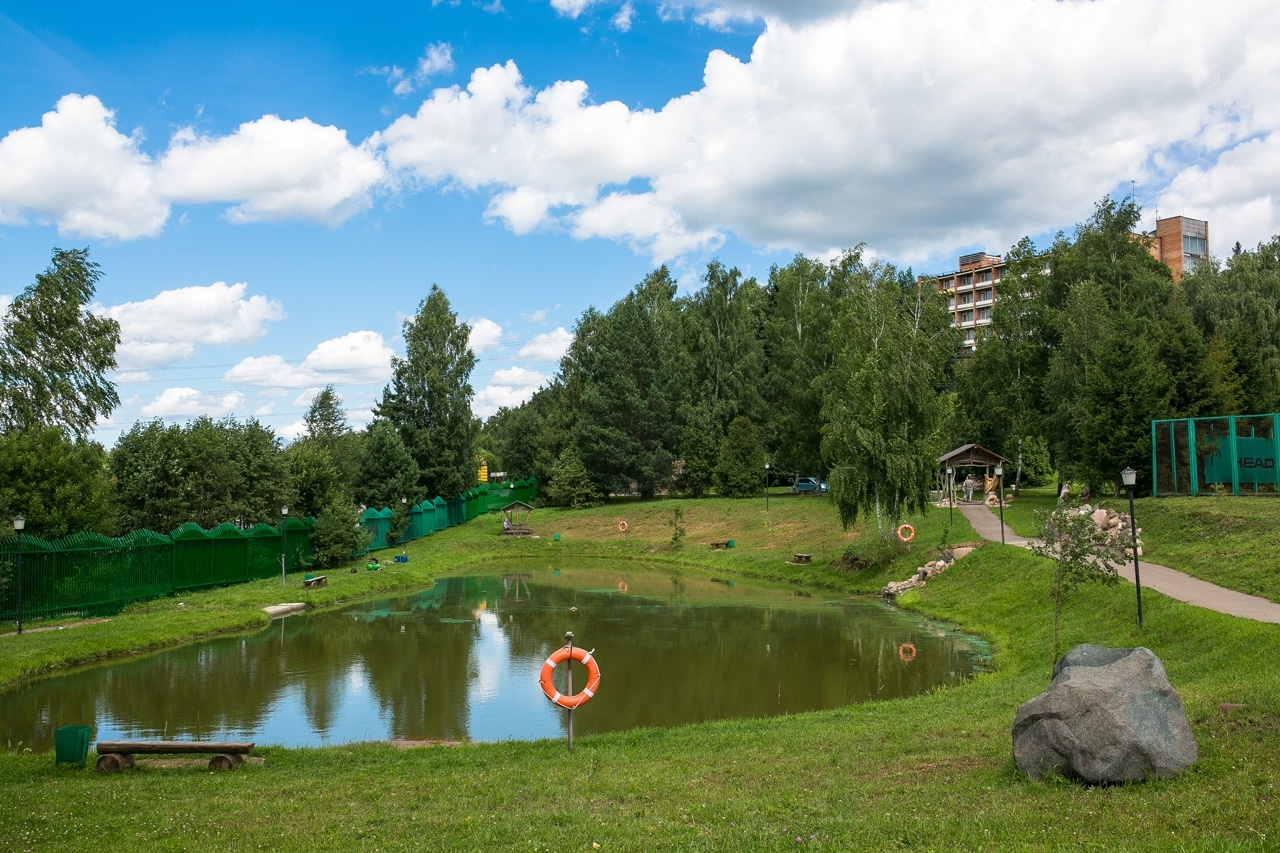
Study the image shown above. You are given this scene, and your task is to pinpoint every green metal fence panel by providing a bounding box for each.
[1152,413,1280,497]
[432,496,448,530]
[361,507,392,551]
[210,523,250,586]
[170,523,214,591]
[246,523,283,579]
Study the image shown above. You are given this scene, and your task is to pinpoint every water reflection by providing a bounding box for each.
[1,567,988,751]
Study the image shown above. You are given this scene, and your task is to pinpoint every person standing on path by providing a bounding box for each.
[962,474,975,502]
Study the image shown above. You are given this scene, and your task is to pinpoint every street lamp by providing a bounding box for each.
[13,516,24,635]
[764,463,770,510]
[994,463,1005,545]
[1121,467,1143,627]
[281,505,289,590]
[945,467,954,525]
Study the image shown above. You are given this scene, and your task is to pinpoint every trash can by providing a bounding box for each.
[54,725,92,768]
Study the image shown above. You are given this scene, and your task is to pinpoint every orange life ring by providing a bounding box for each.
[539,645,602,710]
[898,642,917,663]
[618,520,628,532]
[896,524,915,543]
[618,581,628,593]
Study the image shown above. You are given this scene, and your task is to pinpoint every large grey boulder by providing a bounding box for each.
[1012,644,1198,783]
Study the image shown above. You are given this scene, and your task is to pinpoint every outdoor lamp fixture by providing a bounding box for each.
[281,505,289,590]
[994,463,1006,545]
[945,466,954,525]
[764,463,770,510]
[13,516,24,635]
[1121,467,1143,627]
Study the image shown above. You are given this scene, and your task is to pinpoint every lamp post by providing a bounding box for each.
[13,516,24,635]
[764,463,770,511]
[280,505,289,590]
[1121,467,1143,627]
[945,466,954,525]
[994,463,1005,545]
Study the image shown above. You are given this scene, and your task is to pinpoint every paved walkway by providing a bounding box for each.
[958,502,1280,625]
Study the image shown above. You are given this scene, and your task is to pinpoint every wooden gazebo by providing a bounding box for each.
[500,501,535,537]
[937,444,1013,499]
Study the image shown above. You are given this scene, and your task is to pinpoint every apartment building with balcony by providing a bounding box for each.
[928,216,1207,353]
[930,252,1005,353]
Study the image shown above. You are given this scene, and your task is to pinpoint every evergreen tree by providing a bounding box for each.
[545,447,600,508]
[375,285,478,499]
[675,404,720,497]
[355,419,422,508]
[308,487,367,570]
[714,416,765,498]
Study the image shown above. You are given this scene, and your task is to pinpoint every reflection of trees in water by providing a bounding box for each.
[1,573,985,750]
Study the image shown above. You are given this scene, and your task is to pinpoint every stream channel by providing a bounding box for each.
[1,563,990,750]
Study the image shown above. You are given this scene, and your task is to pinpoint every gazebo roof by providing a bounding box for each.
[502,500,534,512]
[937,443,1011,468]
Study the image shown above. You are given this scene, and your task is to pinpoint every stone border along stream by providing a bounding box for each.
[958,502,1280,625]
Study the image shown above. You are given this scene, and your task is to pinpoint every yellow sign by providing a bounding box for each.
[477,460,488,483]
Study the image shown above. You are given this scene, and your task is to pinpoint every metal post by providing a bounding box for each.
[565,631,574,752]
[1128,485,1143,627]
[764,463,770,511]
[15,522,23,635]
[995,463,1005,545]
[946,467,953,526]
[281,505,289,590]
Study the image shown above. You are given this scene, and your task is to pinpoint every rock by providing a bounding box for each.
[881,578,925,597]
[1012,645,1197,783]
[951,546,974,560]
[1091,508,1110,529]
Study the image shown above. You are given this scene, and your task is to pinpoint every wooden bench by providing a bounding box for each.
[791,553,811,564]
[302,575,327,589]
[95,740,255,772]
[710,541,730,550]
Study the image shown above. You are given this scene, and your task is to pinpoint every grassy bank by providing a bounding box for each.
[1,497,1278,850]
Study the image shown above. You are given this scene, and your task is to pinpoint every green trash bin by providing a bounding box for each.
[54,725,92,768]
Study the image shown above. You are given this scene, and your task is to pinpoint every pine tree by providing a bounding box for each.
[714,416,764,498]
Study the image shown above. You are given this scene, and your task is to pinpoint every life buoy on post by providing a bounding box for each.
[896,524,915,543]
[618,520,628,532]
[618,581,628,593]
[539,646,602,709]
[898,642,917,663]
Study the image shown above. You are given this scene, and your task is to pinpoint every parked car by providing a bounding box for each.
[793,477,828,494]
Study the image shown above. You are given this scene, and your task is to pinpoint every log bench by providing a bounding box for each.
[710,541,730,550]
[791,553,811,564]
[95,740,255,772]
[302,575,327,589]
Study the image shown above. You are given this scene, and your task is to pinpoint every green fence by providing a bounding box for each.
[1151,414,1280,496]
[0,518,314,622]
[0,476,539,622]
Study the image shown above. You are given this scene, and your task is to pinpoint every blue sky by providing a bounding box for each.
[2,0,1278,445]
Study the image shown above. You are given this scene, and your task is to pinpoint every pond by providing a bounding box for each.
[1,564,989,750]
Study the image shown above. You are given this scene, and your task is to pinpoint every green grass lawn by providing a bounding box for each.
[1,497,1277,851]
[997,486,1060,539]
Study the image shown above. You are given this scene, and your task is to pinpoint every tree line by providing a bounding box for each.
[5,195,1280,552]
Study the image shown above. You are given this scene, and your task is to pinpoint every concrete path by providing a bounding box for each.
[958,502,1280,625]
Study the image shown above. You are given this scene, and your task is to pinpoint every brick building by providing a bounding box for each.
[929,215,1208,353]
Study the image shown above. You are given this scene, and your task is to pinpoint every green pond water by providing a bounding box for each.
[0,564,989,750]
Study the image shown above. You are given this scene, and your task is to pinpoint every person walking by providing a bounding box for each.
[962,474,975,502]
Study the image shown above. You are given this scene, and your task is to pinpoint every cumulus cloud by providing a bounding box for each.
[0,294,11,318]
[379,0,1280,263]
[468,317,504,351]
[0,94,167,239]
[551,0,602,17]
[1157,132,1280,254]
[223,330,395,388]
[0,95,385,239]
[613,2,636,31]
[141,387,246,417]
[99,281,285,369]
[473,366,549,416]
[518,327,573,361]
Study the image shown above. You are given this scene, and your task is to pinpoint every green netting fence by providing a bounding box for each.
[0,476,538,623]
[1152,414,1280,496]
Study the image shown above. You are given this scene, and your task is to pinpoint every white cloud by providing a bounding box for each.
[613,2,636,31]
[518,327,573,361]
[0,294,11,317]
[379,0,1280,264]
[100,281,285,369]
[141,387,246,417]
[223,330,395,388]
[1156,132,1280,253]
[468,317,504,351]
[522,308,549,323]
[551,0,602,17]
[277,419,307,442]
[0,94,167,239]
[157,116,385,225]
[472,366,548,416]
[0,95,385,239]
[373,43,457,97]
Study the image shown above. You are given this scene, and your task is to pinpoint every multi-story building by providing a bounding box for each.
[931,252,1006,354]
[929,216,1208,353]
[1142,215,1208,279]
